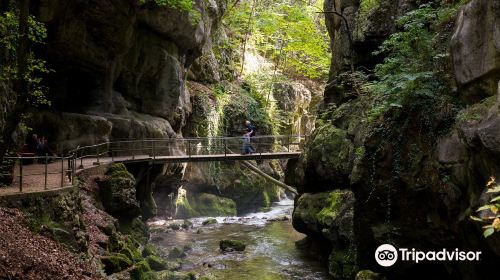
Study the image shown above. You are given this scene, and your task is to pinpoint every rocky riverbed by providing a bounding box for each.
[148,200,330,280]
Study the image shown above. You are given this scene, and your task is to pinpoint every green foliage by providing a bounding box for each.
[471,177,500,238]
[138,0,201,24]
[0,10,50,107]
[365,3,461,120]
[223,0,330,79]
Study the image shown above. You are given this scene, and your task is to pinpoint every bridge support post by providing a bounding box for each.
[96,145,100,165]
[44,154,48,190]
[19,160,23,193]
[61,157,64,188]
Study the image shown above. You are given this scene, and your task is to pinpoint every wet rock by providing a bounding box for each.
[168,223,182,230]
[168,247,187,259]
[219,239,246,252]
[202,218,218,226]
[182,219,193,229]
[183,244,193,252]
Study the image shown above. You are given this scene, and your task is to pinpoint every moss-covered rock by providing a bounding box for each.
[101,253,133,274]
[219,239,246,252]
[129,260,152,280]
[216,162,281,214]
[302,124,354,189]
[202,218,218,225]
[142,244,158,258]
[175,194,197,219]
[146,255,170,271]
[194,193,236,217]
[145,270,191,280]
[119,217,149,244]
[168,247,187,259]
[329,249,358,280]
[98,164,141,218]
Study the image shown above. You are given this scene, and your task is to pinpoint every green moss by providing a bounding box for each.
[219,239,246,252]
[119,217,149,244]
[107,163,128,174]
[145,270,191,280]
[120,246,143,263]
[129,260,152,280]
[142,244,158,258]
[356,270,385,280]
[456,95,497,123]
[101,253,133,274]
[175,195,198,219]
[195,193,237,217]
[168,247,187,259]
[146,255,170,271]
[316,191,344,226]
[328,250,358,279]
[202,218,218,225]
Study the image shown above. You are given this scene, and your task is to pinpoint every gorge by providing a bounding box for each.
[0,0,500,280]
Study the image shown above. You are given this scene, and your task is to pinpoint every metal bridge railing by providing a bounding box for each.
[2,135,306,193]
[3,154,75,193]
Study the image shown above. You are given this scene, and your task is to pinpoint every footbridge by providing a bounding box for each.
[1,135,305,195]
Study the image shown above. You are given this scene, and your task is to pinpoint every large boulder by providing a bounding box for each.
[451,0,500,98]
[97,164,141,219]
[293,190,356,279]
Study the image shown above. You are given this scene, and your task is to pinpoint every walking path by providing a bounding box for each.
[0,135,304,197]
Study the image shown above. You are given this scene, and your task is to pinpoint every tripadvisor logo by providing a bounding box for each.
[375,244,482,267]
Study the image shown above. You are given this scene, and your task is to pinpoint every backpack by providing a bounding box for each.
[250,125,256,137]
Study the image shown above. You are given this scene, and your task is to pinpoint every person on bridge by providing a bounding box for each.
[242,126,255,155]
[245,120,255,137]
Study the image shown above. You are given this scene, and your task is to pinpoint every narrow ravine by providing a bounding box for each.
[148,200,330,280]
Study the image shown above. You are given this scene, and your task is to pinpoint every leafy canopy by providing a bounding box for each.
[224,0,331,80]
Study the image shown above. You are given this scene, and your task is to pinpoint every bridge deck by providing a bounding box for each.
[114,152,301,164]
[1,152,301,196]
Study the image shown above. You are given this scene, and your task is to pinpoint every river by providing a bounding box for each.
[148,199,330,279]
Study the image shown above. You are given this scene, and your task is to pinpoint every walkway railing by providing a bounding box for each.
[2,135,305,194]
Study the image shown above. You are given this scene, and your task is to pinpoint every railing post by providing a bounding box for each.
[152,140,155,160]
[60,156,64,188]
[67,156,71,183]
[80,150,84,169]
[287,135,291,152]
[110,142,114,162]
[224,138,227,156]
[44,154,48,190]
[96,145,100,165]
[188,140,191,158]
[19,159,23,193]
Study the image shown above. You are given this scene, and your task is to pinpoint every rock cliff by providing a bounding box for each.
[289,0,500,279]
[31,0,227,148]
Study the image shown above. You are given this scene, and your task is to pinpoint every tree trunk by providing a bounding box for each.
[0,0,30,167]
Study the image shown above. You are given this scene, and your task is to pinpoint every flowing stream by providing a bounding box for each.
[149,199,330,279]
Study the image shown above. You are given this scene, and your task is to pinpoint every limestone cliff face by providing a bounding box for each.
[31,0,226,148]
[289,0,500,279]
